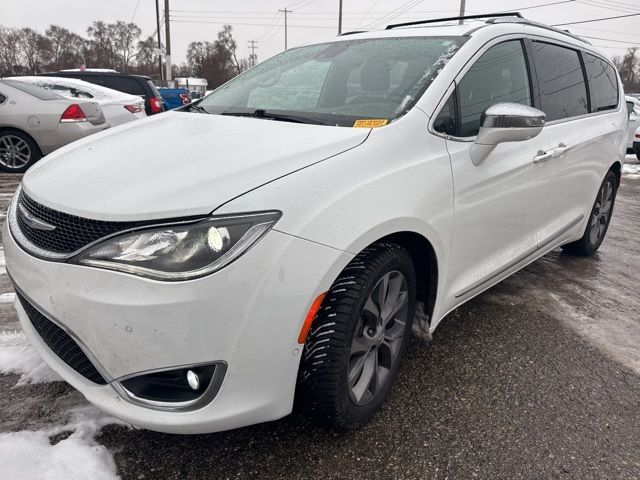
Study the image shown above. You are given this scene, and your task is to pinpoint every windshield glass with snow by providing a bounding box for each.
[197,36,466,127]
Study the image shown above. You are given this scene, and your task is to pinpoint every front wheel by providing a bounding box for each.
[562,170,618,256]
[296,243,416,430]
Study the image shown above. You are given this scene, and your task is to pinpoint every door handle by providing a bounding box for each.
[533,150,553,163]
[551,143,571,157]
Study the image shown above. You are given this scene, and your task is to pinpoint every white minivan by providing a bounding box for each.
[4,13,626,434]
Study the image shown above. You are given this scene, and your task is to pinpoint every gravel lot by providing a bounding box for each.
[1,160,639,480]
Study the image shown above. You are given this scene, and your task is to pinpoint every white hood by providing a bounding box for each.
[22,112,370,221]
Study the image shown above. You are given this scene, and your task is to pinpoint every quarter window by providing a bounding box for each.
[433,92,457,136]
[457,41,532,137]
[531,42,588,121]
[0,93,6,104]
[583,53,618,112]
[104,77,145,96]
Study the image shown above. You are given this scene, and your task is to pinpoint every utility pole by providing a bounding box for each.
[164,0,171,83]
[458,0,466,25]
[338,0,343,35]
[278,8,291,50]
[248,40,258,67]
[155,0,163,83]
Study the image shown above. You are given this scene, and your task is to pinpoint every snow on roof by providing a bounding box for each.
[60,68,118,73]
[5,76,143,106]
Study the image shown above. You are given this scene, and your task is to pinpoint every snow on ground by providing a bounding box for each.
[623,163,640,175]
[0,404,128,480]
[0,292,15,303]
[0,330,62,384]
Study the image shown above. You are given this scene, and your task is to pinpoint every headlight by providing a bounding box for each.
[71,211,281,281]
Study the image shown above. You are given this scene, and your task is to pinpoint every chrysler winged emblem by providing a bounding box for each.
[18,203,56,231]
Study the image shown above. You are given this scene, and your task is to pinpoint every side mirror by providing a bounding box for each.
[471,103,546,165]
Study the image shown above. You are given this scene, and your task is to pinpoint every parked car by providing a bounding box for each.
[38,71,165,116]
[7,76,146,127]
[0,79,107,172]
[4,14,626,434]
[626,95,640,155]
[158,88,191,110]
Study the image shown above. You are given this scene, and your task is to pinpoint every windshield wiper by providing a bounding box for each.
[189,104,209,114]
[220,109,325,125]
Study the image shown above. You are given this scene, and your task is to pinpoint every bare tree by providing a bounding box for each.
[87,21,116,68]
[45,25,85,71]
[19,27,51,74]
[614,47,640,92]
[0,26,23,75]
[112,21,142,72]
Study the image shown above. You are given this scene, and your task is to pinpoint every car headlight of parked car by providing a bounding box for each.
[72,211,281,281]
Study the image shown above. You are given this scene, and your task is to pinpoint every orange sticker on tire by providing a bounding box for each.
[353,119,389,128]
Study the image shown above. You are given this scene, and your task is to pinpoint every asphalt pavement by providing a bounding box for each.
[0,162,639,480]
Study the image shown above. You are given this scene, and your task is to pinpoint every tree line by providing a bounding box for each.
[614,47,640,93]
[0,21,248,89]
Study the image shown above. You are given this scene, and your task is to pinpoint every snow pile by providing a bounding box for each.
[0,330,62,384]
[0,404,127,480]
[623,163,640,175]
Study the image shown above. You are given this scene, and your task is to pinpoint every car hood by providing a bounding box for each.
[22,111,370,221]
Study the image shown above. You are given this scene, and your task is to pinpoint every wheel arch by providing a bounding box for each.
[347,230,440,324]
[609,160,622,187]
[0,126,43,158]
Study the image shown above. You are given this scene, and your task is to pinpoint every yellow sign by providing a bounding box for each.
[353,119,388,128]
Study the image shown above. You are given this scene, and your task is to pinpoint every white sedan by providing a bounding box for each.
[7,76,146,127]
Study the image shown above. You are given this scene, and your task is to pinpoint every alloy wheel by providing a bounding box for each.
[348,270,409,406]
[589,179,614,245]
[0,135,32,169]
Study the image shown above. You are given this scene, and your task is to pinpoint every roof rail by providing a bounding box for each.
[386,12,522,30]
[488,16,592,45]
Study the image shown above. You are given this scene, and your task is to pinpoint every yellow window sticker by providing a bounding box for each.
[353,119,388,128]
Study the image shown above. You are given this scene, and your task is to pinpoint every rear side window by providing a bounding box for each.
[627,101,636,115]
[531,42,588,121]
[583,53,618,112]
[1,80,61,100]
[104,77,145,96]
[0,93,6,104]
[146,80,161,98]
[457,40,532,137]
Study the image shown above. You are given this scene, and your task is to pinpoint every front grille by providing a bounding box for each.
[16,292,107,384]
[16,191,151,254]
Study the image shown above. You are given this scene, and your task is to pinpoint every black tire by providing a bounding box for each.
[561,170,618,256]
[0,130,42,173]
[296,242,417,430]
[636,151,640,162]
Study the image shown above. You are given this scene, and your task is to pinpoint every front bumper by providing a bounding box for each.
[3,220,352,433]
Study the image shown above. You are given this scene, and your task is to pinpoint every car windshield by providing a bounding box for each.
[196,36,466,127]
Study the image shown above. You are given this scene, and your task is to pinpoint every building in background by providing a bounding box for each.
[175,77,208,95]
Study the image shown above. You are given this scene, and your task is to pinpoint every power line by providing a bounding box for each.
[170,19,333,29]
[552,12,640,26]
[130,0,141,22]
[578,34,640,45]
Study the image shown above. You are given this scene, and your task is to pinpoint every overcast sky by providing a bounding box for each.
[3,0,638,68]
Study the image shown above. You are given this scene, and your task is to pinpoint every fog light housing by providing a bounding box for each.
[118,362,226,410]
[186,370,200,391]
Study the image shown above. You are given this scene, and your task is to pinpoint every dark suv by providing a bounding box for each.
[38,71,165,116]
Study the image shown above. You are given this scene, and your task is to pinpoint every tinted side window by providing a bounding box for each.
[104,77,145,96]
[627,101,636,116]
[0,93,6,104]
[583,53,618,112]
[434,93,457,136]
[458,41,532,137]
[531,42,588,121]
